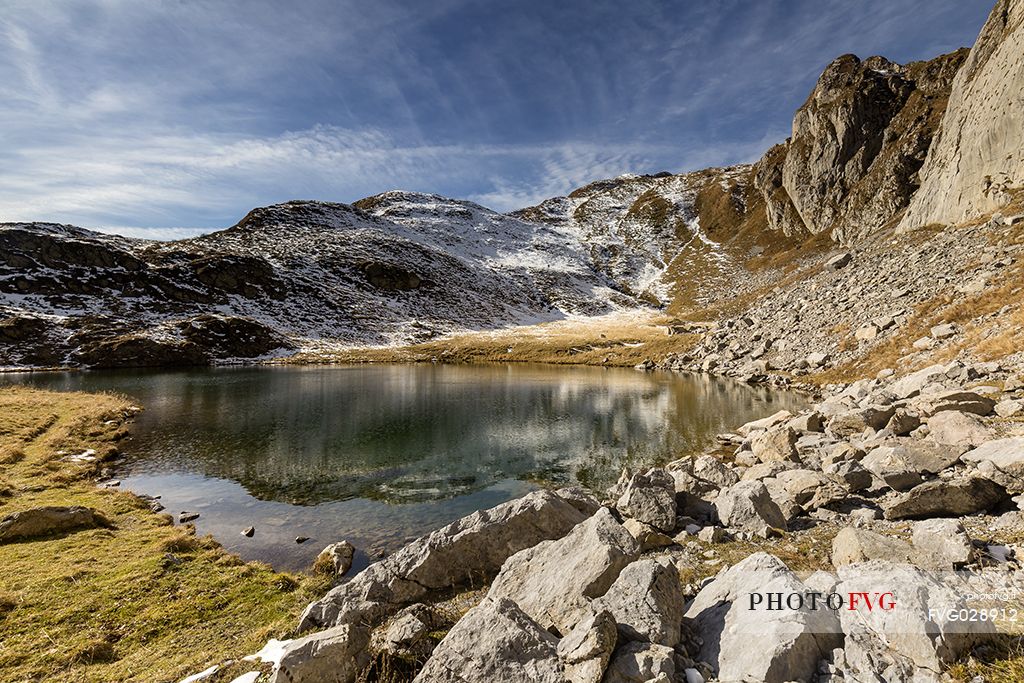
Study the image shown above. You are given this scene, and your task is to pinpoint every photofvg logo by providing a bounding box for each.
[749,591,896,612]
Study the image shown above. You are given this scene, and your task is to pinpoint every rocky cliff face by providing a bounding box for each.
[899,0,1024,230]
[753,50,966,243]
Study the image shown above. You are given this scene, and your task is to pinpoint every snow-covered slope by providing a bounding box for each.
[0,194,662,367]
[514,167,751,308]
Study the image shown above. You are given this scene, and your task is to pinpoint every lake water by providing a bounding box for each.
[1,364,804,572]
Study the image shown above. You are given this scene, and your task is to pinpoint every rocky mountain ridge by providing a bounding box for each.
[2,0,1022,371]
[0,195,648,367]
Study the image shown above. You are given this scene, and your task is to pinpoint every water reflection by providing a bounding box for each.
[1,364,803,570]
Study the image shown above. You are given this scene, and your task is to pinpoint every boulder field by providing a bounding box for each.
[185,358,1024,683]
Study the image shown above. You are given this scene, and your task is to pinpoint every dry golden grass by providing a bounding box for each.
[949,636,1024,683]
[292,312,700,367]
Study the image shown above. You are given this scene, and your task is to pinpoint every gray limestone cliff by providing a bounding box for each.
[899,0,1024,230]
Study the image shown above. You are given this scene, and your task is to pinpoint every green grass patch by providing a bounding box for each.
[0,386,331,682]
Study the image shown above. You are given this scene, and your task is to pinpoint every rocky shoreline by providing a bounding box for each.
[177,358,1024,683]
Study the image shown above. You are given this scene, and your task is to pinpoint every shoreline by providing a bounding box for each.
[4,362,808,576]
[0,386,334,683]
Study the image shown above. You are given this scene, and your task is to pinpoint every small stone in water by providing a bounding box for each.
[295,536,310,544]
[241,526,255,537]
[179,511,200,523]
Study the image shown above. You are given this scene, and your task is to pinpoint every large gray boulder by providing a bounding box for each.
[883,476,1007,520]
[692,455,739,489]
[715,481,788,533]
[622,519,673,553]
[961,437,1024,493]
[886,409,922,437]
[413,597,562,683]
[760,477,804,523]
[737,410,792,437]
[912,519,975,569]
[831,527,913,568]
[556,487,602,517]
[909,390,996,418]
[995,399,1024,418]
[383,605,434,655]
[616,469,677,533]
[298,490,586,631]
[860,442,962,491]
[775,469,830,506]
[827,406,896,437]
[788,410,825,433]
[594,558,684,647]
[685,553,840,682]
[825,459,873,492]
[750,425,800,463]
[835,561,993,681]
[740,461,796,482]
[487,507,639,636]
[926,411,992,448]
[888,365,947,400]
[269,624,371,683]
[0,506,110,542]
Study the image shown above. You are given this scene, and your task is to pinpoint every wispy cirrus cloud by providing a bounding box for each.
[0,125,672,236]
[0,0,992,238]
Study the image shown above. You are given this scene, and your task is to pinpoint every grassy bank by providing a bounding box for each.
[289,312,700,368]
[0,387,329,683]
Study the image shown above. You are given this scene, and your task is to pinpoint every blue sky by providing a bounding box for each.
[0,0,992,238]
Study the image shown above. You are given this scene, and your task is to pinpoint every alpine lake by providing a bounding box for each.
[1,364,805,572]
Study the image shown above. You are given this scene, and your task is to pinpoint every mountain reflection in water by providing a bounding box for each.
[1,364,804,570]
